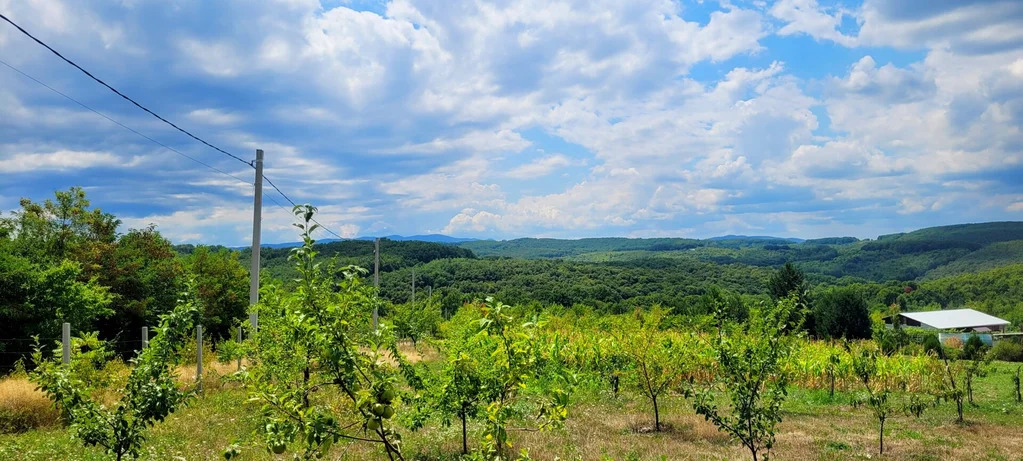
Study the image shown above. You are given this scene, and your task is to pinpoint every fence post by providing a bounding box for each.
[142,326,149,349]
[237,326,242,371]
[196,325,203,392]
[62,322,70,365]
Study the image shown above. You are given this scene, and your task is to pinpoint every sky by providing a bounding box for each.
[1,0,1022,245]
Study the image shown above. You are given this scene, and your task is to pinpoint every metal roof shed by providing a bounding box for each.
[898,309,1010,332]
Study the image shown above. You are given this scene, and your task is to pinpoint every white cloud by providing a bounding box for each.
[0,150,142,173]
[504,154,578,179]
[770,0,857,47]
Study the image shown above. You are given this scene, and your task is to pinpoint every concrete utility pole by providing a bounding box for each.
[62,322,70,365]
[373,238,380,330]
[249,149,263,331]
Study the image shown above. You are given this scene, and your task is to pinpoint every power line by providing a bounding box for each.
[0,12,250,166]
[0,58,252,187]
[263,175,345,240]
[1,13,351,242]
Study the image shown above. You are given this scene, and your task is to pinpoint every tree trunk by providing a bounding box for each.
[956,398,964,423]
[829,372,835,398]
[879,417,885,454]
[652,394,660,432]
[460,408,468,455]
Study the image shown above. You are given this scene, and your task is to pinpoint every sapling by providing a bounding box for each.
[247,205,410,460]
[618,307,685,432]
[689,296,801,461]
[847,343,895,455]
[31,290,199,460]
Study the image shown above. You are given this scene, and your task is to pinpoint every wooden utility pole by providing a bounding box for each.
[249,149,263,331]
[373,238,380,330]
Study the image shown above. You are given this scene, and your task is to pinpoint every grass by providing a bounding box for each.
[2,360,1022,460]
[0,375,60,434]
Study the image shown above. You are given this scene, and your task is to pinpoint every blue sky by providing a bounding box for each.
[1,0,1022,245]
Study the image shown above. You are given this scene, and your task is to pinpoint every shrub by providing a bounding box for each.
[990,340,1023,362]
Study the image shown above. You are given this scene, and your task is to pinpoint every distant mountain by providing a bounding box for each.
[354,234,480,244]
[253,234,477,250]
[707,235,805,243]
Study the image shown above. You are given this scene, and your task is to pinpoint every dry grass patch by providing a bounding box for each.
[0,377,60,434]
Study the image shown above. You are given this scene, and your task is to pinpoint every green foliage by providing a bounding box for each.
[0,255,112,367]
[30,289,199,460]
[990,340,1023,362]
[617,307,688,432]
[379,257,773,315]
[812,287,871,340]
[246,205,409,460]
[846,341,931,454]
[186,246,248,341]
[472,298,573,458]
[245,238,475,283]
[689,297,801,461]
[389,298,442,346]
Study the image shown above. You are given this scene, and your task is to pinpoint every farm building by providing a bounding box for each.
[897,308,1009,333]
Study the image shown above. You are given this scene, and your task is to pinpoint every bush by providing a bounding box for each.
[990,340,1023,362]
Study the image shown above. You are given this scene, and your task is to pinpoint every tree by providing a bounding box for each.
[31,289,199,460]
[390,297,442,346]
[768,263,806,300]
[95,226,183,348]
[186,246,248,340]
[812,287,871,340]
[618,307,686,432]
[961,333,991,406]
[847,343,893,455]
[472,298,573,458]
[247,205,411,460]
[0,255,112,367]
[690,296,801,461]
[767,263,809,331]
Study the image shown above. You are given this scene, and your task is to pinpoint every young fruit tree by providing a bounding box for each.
[31,290,199,461]
[246,205,417,460]
[617,307,686,432]
[846,343,895,455]
[473,298,573,458]
[689,296,801,461]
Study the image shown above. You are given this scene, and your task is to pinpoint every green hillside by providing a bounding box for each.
[459,222,1023,282]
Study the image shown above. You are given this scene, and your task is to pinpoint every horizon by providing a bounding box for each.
[188,220,1023,248]
[3,1,1022,246]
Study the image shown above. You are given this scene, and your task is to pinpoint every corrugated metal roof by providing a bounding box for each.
[899,309,1010,330]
